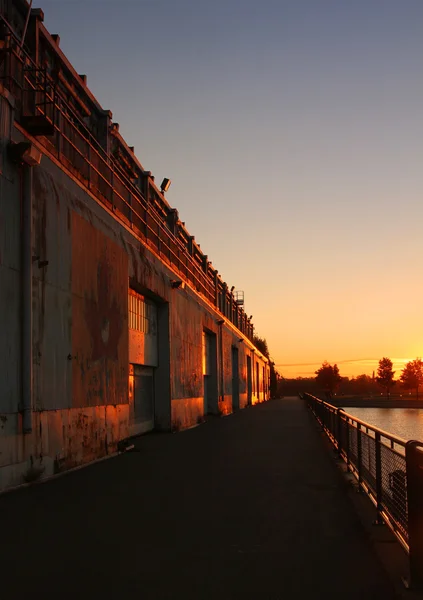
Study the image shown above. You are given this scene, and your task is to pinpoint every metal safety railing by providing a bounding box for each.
[304,393,423,590]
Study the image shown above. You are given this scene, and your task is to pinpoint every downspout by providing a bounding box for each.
[22,165,33,433]
[217,320,224,404]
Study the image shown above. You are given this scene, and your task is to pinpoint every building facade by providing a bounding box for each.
[0,0,270,492]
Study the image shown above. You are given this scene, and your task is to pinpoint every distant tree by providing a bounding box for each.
[315,361,342,399]
[253,335,269,358]
[376,357,396,399]
[280,377,319,396]
[339,374,379,397]
[356,374,378,396]
[399,359,423,399]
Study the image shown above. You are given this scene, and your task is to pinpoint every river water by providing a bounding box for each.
[345,407,423,443]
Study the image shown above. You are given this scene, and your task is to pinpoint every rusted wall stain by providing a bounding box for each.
[84,260,123,361]
[170,291,203,400]
[171,397,203,431]
[71,212,128,407]
[31,168,73,410]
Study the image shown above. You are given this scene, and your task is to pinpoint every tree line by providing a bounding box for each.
[279,357,423,400]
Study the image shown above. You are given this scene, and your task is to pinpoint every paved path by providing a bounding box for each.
[0,398,396,599]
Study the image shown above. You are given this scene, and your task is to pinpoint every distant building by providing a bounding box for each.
[0,0,270,492]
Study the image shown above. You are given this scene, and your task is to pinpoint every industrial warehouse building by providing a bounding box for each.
[0,0,270,492]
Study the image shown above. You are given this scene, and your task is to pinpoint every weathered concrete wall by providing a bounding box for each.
[0,405,128,490]
[0,90,20,415]
[70,211,128,408]
[0,91,270,493]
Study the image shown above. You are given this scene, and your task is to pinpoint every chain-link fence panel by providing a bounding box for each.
[380,443,408,542]
[348,422,358,467]
[360,431,377,496]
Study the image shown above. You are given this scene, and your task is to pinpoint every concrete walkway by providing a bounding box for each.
[0,398,397,599]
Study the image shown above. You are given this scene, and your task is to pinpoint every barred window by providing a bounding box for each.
[128,290,150,334]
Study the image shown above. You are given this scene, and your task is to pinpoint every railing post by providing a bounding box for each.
[375,431,383,524]
[336,408,344,456]
[110,164,115,209]
[406,441,423,590]
[357,423,362,487]
[87,140,91,188]
[330,409,335,440]
[345,417,350,471]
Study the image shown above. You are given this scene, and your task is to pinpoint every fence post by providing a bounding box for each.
[336,408,344,456]
[345,417,350,470]
[323,401,328,432]
[406,441,423,590]
[375,431,383,524]
[357,423,362,487]
[331,409,336,442]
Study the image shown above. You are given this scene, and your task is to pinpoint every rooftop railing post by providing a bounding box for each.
[87,139,91,188]
[110,164,115,212]
[375,431,384,525]
[57,101,62,159]
[405,441,423,590]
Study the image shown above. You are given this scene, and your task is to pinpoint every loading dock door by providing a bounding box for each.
[132,365,154,434]
[203,331,217,414]
[232,346,240,410]
[256,362,260,401]
[247,355,252,406]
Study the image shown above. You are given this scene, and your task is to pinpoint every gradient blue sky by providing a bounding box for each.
[40,0,423,377]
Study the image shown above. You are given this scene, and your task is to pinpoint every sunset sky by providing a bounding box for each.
[41,0,423,379]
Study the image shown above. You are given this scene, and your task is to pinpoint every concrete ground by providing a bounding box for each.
[0,397,405,599]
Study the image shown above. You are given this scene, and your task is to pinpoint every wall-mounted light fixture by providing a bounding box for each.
[238,338,244,343]
[230,286,235,292]
[249,315,253,320]
[160,178,171,193]
[170,279,185,289]
[216,319,224,326]
[8,141,42,166]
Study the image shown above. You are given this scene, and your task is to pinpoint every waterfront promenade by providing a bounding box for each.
[0,398,401,599]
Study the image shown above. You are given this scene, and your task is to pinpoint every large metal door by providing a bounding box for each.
[256,362,260,401]
[232,346,240,410]
[132,365,154,434]
[202,332,209,413]
[247,355,252,406]
[202,331,217,415]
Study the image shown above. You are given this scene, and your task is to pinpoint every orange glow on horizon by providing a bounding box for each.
[275,357,417,380]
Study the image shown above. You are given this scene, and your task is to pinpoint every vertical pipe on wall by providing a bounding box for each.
[218,321,224,403]
[22,165,33,433]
